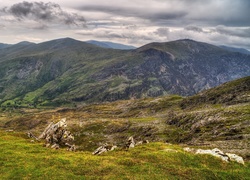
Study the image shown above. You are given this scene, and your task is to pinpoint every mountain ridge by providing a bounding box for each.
[0,38,249,108]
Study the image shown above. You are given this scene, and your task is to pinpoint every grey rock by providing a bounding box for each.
[93,143,117,155]
[226,153,245,165]
[39,118,75,150]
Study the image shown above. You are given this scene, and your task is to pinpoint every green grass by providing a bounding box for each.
[1,131,249,180]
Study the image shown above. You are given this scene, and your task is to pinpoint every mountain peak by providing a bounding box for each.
[138,39,228,59]
[15,41,35,46]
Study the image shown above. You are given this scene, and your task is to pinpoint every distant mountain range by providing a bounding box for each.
[86,40,136,49]
[219,45,250,55]
[0,38,249,107]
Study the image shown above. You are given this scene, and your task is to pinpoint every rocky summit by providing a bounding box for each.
[0,38,249,108]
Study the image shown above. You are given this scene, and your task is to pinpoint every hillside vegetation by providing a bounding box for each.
[0,38,249,108]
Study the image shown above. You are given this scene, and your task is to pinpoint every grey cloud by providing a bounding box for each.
[214,26,250,38]
[31,24,48,30]
[184,26,203,33]
[1,1,85,27]
[77,28,156,45]
[77,0,250,27]
[155,28,170,37]
[79,5,187,22]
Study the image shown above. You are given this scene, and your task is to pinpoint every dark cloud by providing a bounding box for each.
[184,26,203,33]
[1,1,85,27]
[155,28,170,37]
[77,0,250,27]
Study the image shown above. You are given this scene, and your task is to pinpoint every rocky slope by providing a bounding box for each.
[1,76,249,159]
[0,38,249,107]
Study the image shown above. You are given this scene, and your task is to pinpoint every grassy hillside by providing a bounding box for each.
[1,131,249,180]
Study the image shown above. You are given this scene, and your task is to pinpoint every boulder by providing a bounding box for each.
[226,153,245,165]
[27,132,39,141]
[195,148,229,162]
[186,147,245,164]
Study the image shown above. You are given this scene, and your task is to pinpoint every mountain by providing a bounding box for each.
[219,45,250,55]
[0,38,250,108]
[86,40,136,49]
[0,43,11,49]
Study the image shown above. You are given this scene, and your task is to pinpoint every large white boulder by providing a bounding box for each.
[195,148,229,162]
[226,153,245,165]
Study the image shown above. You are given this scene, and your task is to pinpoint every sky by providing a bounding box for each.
[0,0,249,49]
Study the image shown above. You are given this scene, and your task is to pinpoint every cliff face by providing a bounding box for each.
[0,38,249,107]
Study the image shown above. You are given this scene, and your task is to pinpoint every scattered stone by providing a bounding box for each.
[93,143,117,155]
[183,147,195,153]
[226,153,245,165]
[51,144,60,149]
[165,142,172,145]
[110,145,117,151]
[5,129,14,132]
[125,136,135,149]
[163,149,178,153]
[27,132,39,141]
[136,141,143,145]
[65,143,76,152]
[45,143,51,148]
[93,136,149,155]
[136,140,149,146]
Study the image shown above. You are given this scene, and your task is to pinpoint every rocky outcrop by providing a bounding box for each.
[184,147,245,165]
[39,118,75,151]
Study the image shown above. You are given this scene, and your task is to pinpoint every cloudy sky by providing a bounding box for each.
[0,0,249,49]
